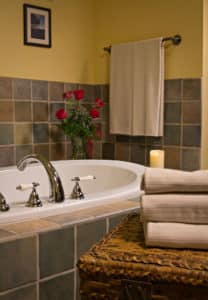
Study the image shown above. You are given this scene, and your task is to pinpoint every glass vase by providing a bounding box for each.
[71,136,87,159]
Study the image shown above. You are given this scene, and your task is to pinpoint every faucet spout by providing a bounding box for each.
[17,153,65,203]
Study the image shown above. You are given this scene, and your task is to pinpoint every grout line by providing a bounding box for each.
[31,80,34,153]
[0,143,48,147]
[48,82,52,161]
[0,121,51,124]
[74,272,77,300]
[39,268,75,283]
[75,269,79,300]
[0,281,37,296]
[128,141,131,162]
[36,282,39,300]
[180,79,184,169]
[106,217,109,233]
[164,122,201,126]
[11,79,16,164]
[36,233,40,300]
[74,224,77,300]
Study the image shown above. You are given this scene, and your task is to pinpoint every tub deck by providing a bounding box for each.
[0,198,139,241]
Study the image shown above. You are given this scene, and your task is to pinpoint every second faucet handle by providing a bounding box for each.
[70,175,96,200]
[71,175,96,182]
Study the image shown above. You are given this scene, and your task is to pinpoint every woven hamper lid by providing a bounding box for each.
[78,213,208,287]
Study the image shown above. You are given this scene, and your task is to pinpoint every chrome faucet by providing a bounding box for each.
[17,154,65,203]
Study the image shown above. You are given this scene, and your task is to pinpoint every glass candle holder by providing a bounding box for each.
[150,150,165,168]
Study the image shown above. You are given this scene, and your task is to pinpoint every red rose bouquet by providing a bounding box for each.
[55,89,104,158]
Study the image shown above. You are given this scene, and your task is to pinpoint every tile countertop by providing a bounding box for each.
[0,198,139,243]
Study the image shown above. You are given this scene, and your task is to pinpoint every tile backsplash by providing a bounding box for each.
[0,77,201,170]
[101,78,201,171]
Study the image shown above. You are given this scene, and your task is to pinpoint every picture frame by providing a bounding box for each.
[23,4,51,48]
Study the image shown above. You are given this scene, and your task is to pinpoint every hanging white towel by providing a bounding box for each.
[110,43,134,135]
[110,38,164,136]
[133,38,164,136]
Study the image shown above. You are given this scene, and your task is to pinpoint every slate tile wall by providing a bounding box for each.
[0,77,201,170]
[0,78,108,166]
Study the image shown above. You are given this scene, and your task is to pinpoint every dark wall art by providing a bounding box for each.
[23,4,51,48]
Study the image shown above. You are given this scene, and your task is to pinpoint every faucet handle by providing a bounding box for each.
[0,193,10,212]
[16,183,35,191]
[27,182,42,208]
[17,182,42,207]
[70,175,96,200]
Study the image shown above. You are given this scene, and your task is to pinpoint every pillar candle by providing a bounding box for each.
[150,150,165,168]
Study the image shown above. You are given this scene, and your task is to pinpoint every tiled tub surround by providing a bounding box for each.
[0,157,143,299]
[0,77,201,170]
[0,199,138,300]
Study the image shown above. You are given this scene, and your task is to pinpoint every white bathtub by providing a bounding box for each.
[0,160,145,224]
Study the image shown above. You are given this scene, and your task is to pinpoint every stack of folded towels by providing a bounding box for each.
[140,167,208,250]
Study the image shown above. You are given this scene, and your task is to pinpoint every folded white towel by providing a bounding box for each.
[143,168,208,194]
[144,222,208,249]
[140,194,208,224]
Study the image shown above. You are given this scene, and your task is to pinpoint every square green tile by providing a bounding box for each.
[33,124,49,143]
[49,82,64,101]
[164,125,181,146]
[40,272,74,300]
[39,226,74,278]
[15,102,31,122]
[0,236,37,291]
[32,80,48,100]
[0,146,14,166]
[0,78,12,99]
[13,79,31,100]
[0,124,14,145]
[183,125,201,147]
[77,219,106,258]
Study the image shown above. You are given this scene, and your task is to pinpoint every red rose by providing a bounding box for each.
[73,89,84,100]
[63,91,73,99]
[55,108,67,120]
[90,108,100,118]
[95,98,104,108]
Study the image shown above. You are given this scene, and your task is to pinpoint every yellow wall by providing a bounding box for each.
[94,0,203,83]
[201,0,208,168]
[0,0,95,83]
[0,0,204,84]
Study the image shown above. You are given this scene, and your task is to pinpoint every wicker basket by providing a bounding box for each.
[77,213,208,300]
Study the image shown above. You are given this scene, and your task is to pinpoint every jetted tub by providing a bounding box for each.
[0,160,145,224]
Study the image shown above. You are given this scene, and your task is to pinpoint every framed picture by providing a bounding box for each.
[23,4,51,48]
